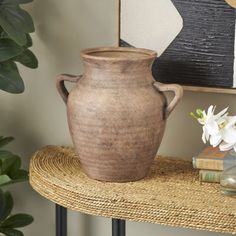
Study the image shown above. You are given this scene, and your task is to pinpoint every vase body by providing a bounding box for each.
[57,47,183,182]
[220,150,236,197]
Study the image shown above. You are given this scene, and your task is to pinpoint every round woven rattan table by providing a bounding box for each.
[29,146,236,236]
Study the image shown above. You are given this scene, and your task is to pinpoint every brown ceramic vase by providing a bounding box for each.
[56,47,183,182]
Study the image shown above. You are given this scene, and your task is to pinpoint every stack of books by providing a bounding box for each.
[192,146,236,183]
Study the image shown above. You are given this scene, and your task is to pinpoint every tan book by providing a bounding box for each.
[192,146,236,171]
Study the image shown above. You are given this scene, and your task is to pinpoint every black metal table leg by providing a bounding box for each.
[112,219,126,236]
[56,204,67,236]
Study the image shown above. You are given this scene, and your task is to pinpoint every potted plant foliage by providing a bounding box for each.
[0,0,37,93]
[0,0,38,235]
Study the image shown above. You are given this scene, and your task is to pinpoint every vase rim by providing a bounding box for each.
[81,47,157,61]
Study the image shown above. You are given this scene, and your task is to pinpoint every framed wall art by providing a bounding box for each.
[119,0,236,94]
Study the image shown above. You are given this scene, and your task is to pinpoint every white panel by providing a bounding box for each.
[121,0,183,56]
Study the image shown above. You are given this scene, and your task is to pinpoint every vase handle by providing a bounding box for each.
[153,81,183,118]
[56,74,83,104]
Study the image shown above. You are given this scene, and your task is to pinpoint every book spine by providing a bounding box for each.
[193,155,236,170]
[192,157,223,170]
[199,170,222,183]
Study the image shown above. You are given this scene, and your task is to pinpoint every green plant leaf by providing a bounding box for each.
[0,137,14,148]
[1,214,33,228]
[0,150,19,175]
[0,61,24,93]
[0,228,23,236]
[0,175,11,186]
[0,150,28,186]
[11,169,28,180]
[0,0,34,45]
[25,34,32,48]
[0,176,28,186]
[0,31,9,39]
[0,32,32,48]
[0,39,23,62]
[14,49,38,68]
[0,172,28,187]
[8,158,21,177]
[0,191,13,221]
[0,189,5,219]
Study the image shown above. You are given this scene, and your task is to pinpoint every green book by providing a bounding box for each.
[199,170,222,183]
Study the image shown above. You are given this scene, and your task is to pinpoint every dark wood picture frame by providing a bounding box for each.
[118,0,236,94]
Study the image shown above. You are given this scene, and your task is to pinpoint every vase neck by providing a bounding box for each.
[82,59,154,88]
[80,47,157,88]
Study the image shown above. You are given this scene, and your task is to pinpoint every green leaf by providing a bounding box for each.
[0,176,28,186]
[0,39,24,61]
[25,34,32,48]
[0,189,5,219]
[0,32,32,48]
[8,158,21,177]
[0,175,11,186]
[0,137,14,148]
[0,191,13,221]
[14,49,38,68]
[11,169,28,181]
[0,31,9,39]
[1,214,33,228]
[7,169,28,185]
[0,150,19,175]
[0,151,18,174]
[0,172,28,187]
[0,61,24,93]
[0,228,23,236]
[0,1,35,45]
[0,150,28,186]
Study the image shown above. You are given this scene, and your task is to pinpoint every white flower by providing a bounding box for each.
[209,132,223,147]
[219,141,236,151]
[219,116,236,152]
[209,116,235,147]
[191,105,236,152]
[199,105,228,144]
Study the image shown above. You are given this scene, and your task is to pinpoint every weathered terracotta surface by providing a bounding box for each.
[56,47,183,182]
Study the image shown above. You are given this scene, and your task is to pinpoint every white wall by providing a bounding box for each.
[0,0,234,235]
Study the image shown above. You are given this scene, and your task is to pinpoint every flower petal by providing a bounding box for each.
[202,125,209,143]
[220,142,235,151]
[223,127,236,144]
[206,105,214,119]
[225,116,236,129]
[214,107,228,120]
[205,120,219,135]
[202,132,206,143]
[210,134,222,147]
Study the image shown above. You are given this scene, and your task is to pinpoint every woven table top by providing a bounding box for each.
[29,146,236,234]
